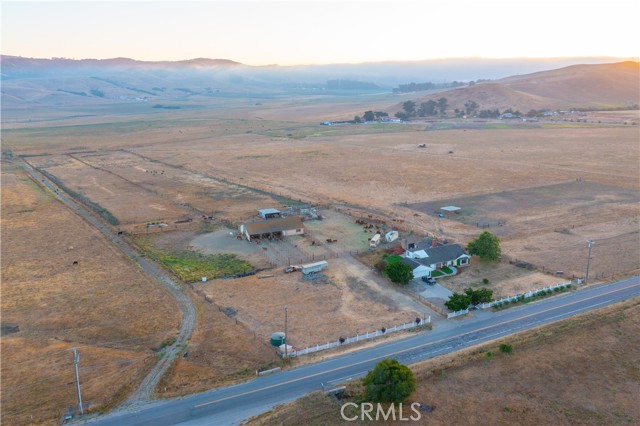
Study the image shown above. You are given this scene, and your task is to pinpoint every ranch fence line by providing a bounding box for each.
[447,308,469,319]
[281,316,431,358]
[479,281,575,309]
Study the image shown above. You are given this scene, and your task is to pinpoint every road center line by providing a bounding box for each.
[193,282,638,409]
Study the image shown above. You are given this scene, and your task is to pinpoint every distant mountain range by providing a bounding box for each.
[1,55,637,112]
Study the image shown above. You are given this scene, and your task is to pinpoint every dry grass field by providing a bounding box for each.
[128,126,638,279]
[247,298,640,426]
[197,257,425,349]
[155,286,280,398]
[2,90,638,418]
[0,163,180,425]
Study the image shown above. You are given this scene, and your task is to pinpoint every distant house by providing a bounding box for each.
[402,241,470,278]
[258,208,281,220]
[240,216,304,241]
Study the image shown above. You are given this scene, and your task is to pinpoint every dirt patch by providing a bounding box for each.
[189,228,271,269]
[198,258,422,349]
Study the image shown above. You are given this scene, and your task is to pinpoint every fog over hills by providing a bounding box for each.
[1,55,637,113]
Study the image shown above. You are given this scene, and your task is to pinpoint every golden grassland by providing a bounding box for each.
[247,298,640,426]
[1,163,180,425]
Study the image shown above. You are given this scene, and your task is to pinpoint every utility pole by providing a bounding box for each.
[284,306,288,359]
[585,240,593,282]
[71,348,84,415]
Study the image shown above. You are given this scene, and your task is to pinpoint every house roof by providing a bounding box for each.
[424,244,468,264]
[409,244,468,267]
[401,257,424,270]
[440,206,461,212]
[244,216,303,236]
[406,238,436,252]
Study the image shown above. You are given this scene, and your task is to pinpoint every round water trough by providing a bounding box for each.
[270,332,286,347]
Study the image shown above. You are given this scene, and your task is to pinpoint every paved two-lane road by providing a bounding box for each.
[87,276,639,426]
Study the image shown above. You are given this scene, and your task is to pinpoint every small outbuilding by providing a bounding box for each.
[385,230,399,243]
[258,208,281,219]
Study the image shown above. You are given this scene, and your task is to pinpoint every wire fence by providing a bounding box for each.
[282,317,431,358]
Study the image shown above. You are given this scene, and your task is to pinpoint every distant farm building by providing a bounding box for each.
[240,216,304,241]
[258,208,281,219]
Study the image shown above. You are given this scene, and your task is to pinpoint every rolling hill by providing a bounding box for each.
[406,61,639,113]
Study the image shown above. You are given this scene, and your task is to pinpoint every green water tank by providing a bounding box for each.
[270,332,286,347]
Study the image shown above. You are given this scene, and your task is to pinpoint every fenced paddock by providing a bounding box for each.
[282,317,431,358]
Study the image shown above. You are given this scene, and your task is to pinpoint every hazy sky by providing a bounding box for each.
[2,0,639,66]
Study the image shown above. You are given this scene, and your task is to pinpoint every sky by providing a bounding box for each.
[2,0,639,66]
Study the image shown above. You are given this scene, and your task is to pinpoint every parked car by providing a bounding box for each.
[421,276,437,285]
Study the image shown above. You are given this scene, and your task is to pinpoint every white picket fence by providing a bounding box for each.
[480,281,573,309]
[447,308,469,319]
[282,316,431,358]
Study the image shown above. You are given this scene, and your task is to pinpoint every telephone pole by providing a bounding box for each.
[585,240,593,282]
[284,306,288,359]
[71,348,84,415]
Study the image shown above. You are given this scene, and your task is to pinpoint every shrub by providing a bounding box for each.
[363,359,416,403]
[482,278,490,285]
[385,261,413,285]
[499,343,513,354]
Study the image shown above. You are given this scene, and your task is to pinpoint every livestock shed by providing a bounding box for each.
[258,208,281,219]
[240,216,304,241]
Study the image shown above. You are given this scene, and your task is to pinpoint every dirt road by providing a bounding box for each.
[20,160,196,404]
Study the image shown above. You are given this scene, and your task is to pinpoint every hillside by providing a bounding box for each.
[2,56,634,113]
[408,61,639,113]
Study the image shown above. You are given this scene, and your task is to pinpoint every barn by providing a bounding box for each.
[239,216,304,241]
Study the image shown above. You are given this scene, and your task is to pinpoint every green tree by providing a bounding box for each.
[374,111,389,119]
[467,231,501,261]
[437,97,448,115]
[464,100,479,116]
[464,287,494,305]
[385,261,413,285]
[363,110,376,121]
[363,359,416,403]
[417,100,437,117]
[402,100,416,116]
[394,111,410,121]
[445,292,471,311]
[354,115,362,123]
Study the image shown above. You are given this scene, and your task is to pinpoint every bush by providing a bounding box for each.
[445,293,472,311]
[499,343,513,355]
[385,261,413,285]
[363,359,416,403]
[483,278,490,285]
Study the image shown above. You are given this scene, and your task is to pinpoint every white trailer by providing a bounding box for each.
[370,233,381,247]
[301,261,328,275]
[385,230,399,243]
